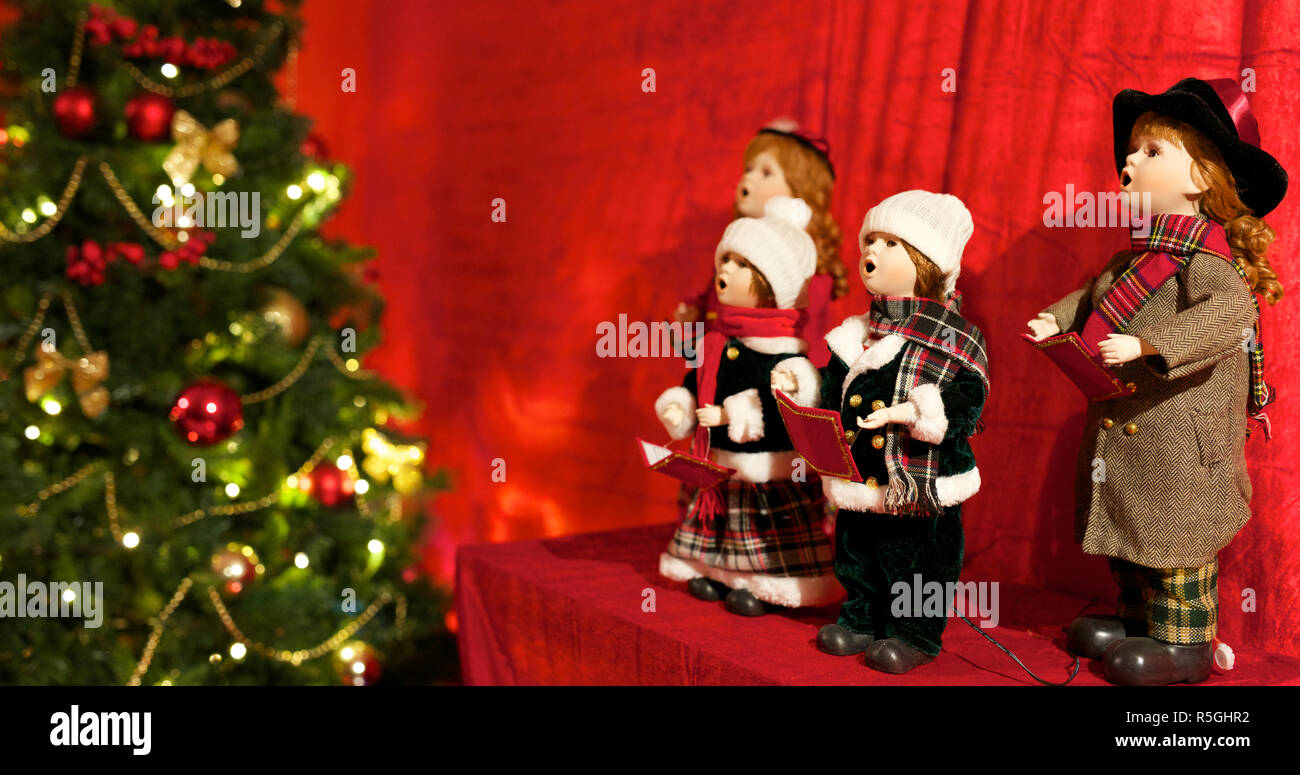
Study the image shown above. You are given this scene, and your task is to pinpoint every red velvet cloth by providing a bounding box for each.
[456,523,1300,685]
[290,0,1300,655]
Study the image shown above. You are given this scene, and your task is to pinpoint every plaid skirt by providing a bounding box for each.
[668,477,833,577]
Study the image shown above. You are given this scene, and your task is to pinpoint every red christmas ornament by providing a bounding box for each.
[52,86,99,139]
[125,92,175,142]
[336,641,381,686]
[170,380,244,445]
[211,544,261,596]
[308,462,354,507]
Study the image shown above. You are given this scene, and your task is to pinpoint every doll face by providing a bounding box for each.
[860,231,917,297]
[714,251,763,307]
[735,151,793,217]
[1120,133,1206,217]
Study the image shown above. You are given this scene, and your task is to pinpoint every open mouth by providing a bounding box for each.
[1120,171,1132,187]
[864,261,876,273]
[717,278,728,290]
[739,187,749,198]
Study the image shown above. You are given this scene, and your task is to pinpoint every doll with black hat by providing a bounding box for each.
[1026,77,1287,685]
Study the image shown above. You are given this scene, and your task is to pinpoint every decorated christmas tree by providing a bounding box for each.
[0,0,455,685]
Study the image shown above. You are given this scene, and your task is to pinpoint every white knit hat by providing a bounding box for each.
[859,190,973,299]
[715,196,817,309]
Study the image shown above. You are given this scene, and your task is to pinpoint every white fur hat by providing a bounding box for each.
[859,190,973,299]
[715,196,817,309]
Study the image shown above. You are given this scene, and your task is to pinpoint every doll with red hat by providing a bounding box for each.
[1026,78,1287,685]
[654,196,840,616]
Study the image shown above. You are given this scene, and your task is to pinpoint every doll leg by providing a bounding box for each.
[1102,558,1218,686]
[817,508,880,655]
[867,503,964,669]
[1067,559,1152,659]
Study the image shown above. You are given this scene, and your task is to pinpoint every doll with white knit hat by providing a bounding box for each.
[808,190,990,672]
[654,196,841,616]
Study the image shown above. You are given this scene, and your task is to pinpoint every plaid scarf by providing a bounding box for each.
[866,291,990,517]
[1084,213,1273,439]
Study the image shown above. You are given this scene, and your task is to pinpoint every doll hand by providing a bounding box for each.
[770,367,798,394]
[1025,313,1060,341]
[1097,333,1143,365]
[673,302,701,325]
[660,403,685,429]
[857,403,916,430]
[696,404,727,427]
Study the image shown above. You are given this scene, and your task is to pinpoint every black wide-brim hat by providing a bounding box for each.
[1112,77,1288,217]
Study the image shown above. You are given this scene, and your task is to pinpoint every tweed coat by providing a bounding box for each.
[1041,247,1258,568]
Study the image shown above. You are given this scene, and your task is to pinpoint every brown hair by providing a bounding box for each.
[719,251,776,307]
[1130,111,1283,304]
[739,132,848,300]
[899,239,947,303]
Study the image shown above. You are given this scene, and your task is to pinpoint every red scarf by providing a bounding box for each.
[689,303,807,522]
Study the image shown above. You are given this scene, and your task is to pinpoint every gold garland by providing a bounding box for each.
[0,293,52,381]
[126,577,193,686]
[120,20,286,98]
[197,210,303,273]
[174,436,335,526]
[240,335,320,403]
[0,157,89,243]
[326,345,379,380]
[67,12,87,88]
[103,470,123,542]
[207,585,392,666]
[15,462,101,517]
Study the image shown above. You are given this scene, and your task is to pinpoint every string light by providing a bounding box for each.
[306,171,326,192]
[294,553,309,569]
[354,479,370,495]
[122,531,140,549]
[286,184,302,200]
[40,398,61,415]
[229,643,246,660]
[20,208,36,223]
[160,62,178,78]
[23,425,39,440]
[367,539,383,554]
[38,200,57,217]
[336,454,353,470]
[224,483,240,497]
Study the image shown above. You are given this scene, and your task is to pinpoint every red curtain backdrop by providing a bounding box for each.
[294,0,1300,655]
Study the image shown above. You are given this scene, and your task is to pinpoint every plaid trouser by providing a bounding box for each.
[1108,557,1218,645]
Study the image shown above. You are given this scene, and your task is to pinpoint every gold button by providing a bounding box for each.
[706,311,718,320]
[865,477,878,488]
[1123,422,1138,435]
[1126,382,1136,392]
[1101,418,1114,429]
[725,346,739,360]
[871,400,886,411]
[848,394,863,407]
[871,434,885,449]
[844,429,857,443]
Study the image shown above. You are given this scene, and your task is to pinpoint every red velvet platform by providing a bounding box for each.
[455,523,1300,685]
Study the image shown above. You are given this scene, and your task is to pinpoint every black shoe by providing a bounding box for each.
[863,638,935,674]
[724,588,767,617]
[687,577,728,602]
[1067,615,1138,659]
[1102,637,1214,686]
[817,623,874,656]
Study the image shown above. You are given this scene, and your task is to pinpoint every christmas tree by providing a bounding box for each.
[0,0,456,685]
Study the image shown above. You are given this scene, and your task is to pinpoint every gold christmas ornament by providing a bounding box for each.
[23,349,110,418]
[360,428,425,495]
[259,288,309,346]
[163,110,239,184]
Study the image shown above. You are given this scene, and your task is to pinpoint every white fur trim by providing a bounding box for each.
[722,388,764,443]
[823,466,981,511]
[739,336,809,355]
[842,334,908,404]
[775,356,820,407]
[825,315,869,364]
[712,448,802,483]
[659,552,844,608]
[905,382,948,444]
[654,386,696,441]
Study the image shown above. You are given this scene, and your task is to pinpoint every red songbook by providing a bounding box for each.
[636,438,735,490]
[772,389,864,483]
[1022,332,1135,401]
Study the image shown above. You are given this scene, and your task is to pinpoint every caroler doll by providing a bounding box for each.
[809,190,990,673]
[654,196,840,616]
[673,119,848,346]
[1026,78,1286,686]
